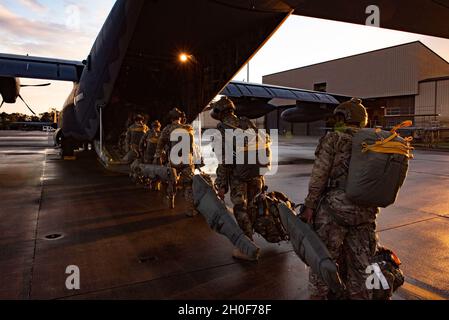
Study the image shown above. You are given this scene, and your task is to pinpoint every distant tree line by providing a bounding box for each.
[0,111,58,130]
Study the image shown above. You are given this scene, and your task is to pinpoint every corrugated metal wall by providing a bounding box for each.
[416,82,436,114]
[263,42,449,99]
[437,80,449,124]
[415,79,449,126]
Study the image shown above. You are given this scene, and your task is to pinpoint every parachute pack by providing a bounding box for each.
[218,118,272,180]
[346,121,414,208]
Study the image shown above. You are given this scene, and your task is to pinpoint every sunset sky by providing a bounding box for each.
[1,0,449,115]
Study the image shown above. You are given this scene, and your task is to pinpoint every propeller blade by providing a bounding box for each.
[18,95,36,115]
[20,83,51,88]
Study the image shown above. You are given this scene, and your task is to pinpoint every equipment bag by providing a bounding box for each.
[253,189,291,243]
[370,247,405,300]
[346,121,414,208]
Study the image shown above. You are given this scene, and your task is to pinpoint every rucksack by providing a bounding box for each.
[346,121,414,208]
[219,118,271,180]
[253,188,291,243]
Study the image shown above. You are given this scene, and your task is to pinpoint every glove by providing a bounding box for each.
[301,206,315,224]
[217,188,226,201]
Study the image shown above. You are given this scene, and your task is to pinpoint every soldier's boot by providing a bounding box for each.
[309,273,330,300]
[186,208,199,218]
[232,247,260,262]
[154,180,162,192]
[184,185,198,217]
[149,179,161,191]
[165,181,177,209]
[166,195,175,209]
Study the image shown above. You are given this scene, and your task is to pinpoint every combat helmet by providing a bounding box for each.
[169,108,184,121]
[152,120,161,129]
[333,98,368,128]
[210,96,236,121]
[134,114,145,122]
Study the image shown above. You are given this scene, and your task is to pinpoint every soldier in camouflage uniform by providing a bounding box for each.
[302,98,379,300]
[140,120,162,164]
[154,108,197,217]
[181,111,188,125]
[122,114,149,163]
[211,97,267,262]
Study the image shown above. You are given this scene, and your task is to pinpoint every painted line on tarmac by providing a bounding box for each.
[409,170,449,178]
[27,148,49,299]
[399,281,447,300]
[378,216,440,233]
[385,204,449,221]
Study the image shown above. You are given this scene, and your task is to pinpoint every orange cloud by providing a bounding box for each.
[0,4,92,59]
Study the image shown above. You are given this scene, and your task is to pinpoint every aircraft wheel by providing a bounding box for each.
[61,137,76,159]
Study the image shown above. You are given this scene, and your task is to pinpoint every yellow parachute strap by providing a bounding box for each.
[149,137,159,144]
[362,142,413,158]
[129,126,148,133]
[391,120,413,133]
[241,142,272,152]
[362,121,414,158]
[182,125,194,134]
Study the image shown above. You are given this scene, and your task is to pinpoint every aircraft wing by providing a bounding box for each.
[220,81,341,119]
[0,53,84,82]
[223,80,339,105]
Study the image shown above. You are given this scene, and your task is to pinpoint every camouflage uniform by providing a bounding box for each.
[215,114,265,240]
[123,122,149,162]
[305,128,379,300]
[140,128,161,164]
[155,122,195,212]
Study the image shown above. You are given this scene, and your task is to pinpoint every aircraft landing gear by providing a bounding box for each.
[61,136,77,160]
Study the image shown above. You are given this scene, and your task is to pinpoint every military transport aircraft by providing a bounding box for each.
[0,0,448,161]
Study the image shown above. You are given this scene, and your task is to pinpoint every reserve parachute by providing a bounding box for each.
[346,121,414,208]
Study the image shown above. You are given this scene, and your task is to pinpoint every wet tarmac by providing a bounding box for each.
[0,131,448,300]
